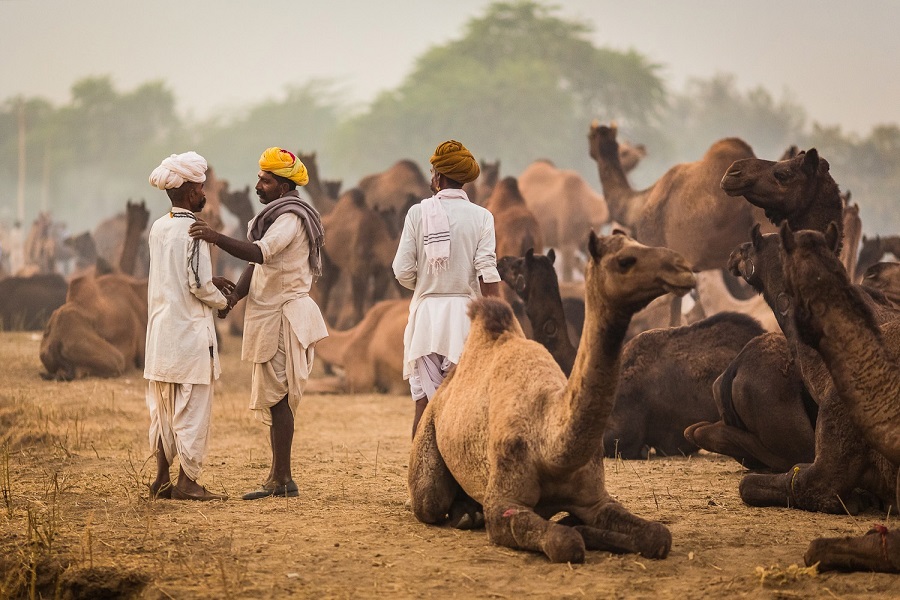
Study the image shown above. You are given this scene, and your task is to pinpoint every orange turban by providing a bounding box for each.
[258,147,309,186]
[430,140,480,184]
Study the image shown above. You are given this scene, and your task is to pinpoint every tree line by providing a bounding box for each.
[0,1,897,236]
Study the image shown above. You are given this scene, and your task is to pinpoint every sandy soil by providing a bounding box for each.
[1,331,897,599]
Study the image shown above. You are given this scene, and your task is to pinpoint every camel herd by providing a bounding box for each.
[2,122,900,573]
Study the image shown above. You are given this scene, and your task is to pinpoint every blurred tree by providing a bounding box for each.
[332,0,665,181]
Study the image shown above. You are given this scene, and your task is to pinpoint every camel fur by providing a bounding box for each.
[409,231,694,563]
[778,224,900,572]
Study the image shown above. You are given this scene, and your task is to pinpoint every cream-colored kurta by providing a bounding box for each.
[392,189,501,379]
[144,207,227,384]
[242,210,328,422]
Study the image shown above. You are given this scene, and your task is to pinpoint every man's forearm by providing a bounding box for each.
[215,233,263,264]
[234,264,254,301]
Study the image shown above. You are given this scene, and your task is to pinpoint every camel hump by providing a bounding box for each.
[468,297,517,339]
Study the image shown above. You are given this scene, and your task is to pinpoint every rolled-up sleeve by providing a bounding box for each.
[392,210,419,290]
[254,213,300,264]
[474,212,501,283]
[189,239,228,309]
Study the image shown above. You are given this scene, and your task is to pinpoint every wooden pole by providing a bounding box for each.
[16,97,26,224]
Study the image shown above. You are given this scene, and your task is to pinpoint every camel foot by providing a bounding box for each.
[573,525,638,554]
[632,522,672,559]
[449,497,485,530]
[805,527,900,573]
[540,525,586,564]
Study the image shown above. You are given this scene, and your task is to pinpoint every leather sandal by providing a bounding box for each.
[241,480,299,500]
[171,485,228,501]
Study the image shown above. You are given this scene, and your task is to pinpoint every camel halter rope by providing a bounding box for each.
[170,211,202,289]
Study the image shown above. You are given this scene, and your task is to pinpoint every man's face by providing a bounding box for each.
[256,171,283,204]
[188,182,207,212]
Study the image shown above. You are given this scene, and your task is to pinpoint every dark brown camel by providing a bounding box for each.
[608,312,765,459]
[313,298,408,394]
[497,249,578,376]
[297,151,339,215]
[118,201,150,277]
[856,234,900,281]
[861,262,900,303]
[0,273,68,331]
[315,188,400,328]
[588,122,776,272]
[777,224,900,573]
[462,159,500,206]
[689,148,853,472]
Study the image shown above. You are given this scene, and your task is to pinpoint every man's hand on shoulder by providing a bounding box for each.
[189,219,219,244]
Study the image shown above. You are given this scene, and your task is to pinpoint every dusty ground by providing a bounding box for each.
[1,331,897,599]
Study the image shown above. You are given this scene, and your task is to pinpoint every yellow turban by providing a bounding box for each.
[258,147,309,186]
[430,140,480,184]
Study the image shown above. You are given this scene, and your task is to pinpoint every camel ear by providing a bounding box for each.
[525,248,534,260]
[824,221,840,252]
[588,230,603,259]
[779,222,796,253]
[751,223,762,247]
[547,248,556,265]
[801,148,819,175]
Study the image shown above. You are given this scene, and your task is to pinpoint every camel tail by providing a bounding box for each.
[468,297,517,340]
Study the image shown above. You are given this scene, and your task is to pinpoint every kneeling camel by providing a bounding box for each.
[408,231,695,563]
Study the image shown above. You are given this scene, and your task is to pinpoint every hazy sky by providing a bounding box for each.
[1,0,898,134]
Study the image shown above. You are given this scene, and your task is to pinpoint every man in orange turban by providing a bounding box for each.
[189,146,327,500]
[393,139,500,443]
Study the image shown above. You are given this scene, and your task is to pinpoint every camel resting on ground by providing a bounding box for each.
[409,231,695,563]
[778,224,900,573]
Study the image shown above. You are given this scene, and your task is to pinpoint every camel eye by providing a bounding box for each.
[774,169,790,183]
[617,256,637,271]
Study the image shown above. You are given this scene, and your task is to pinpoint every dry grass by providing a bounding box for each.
[0,331,897,599]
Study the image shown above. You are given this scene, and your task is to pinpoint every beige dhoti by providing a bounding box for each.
[146,377,214,481]
[250,314,315,426]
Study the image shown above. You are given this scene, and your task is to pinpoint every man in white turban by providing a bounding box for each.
[145,151,234,501]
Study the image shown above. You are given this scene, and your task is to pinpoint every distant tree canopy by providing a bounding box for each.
[331,0,666,179]
[0,0,897,237]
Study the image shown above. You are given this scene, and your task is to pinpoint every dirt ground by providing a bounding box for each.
[1,331,897,599]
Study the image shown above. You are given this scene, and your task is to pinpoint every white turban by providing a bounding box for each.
[149,151,208,190]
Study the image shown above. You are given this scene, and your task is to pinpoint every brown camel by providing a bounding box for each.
[839,194,862,283]
[856,234,900,281]
[297,151,339,215]
[0,273,68,331]
[497,249,578,376]
[118,201,150,276]
[313,298,408,394]
[462,159,500,206]
[777,224,900,573]
[861,262,900,303]
[485,177,544,269]
[314,188,400,328]
[691,269,779,332]
[608,312,765,459]
[408,231,694,563]
[588,121,776,272]
[356,159,429,232]
[39,271,148,380]
[517,160,610,282]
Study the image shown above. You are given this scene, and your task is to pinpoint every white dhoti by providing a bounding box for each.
[409,353,453,401]
[146,378,213,481]
[250,315,315,426]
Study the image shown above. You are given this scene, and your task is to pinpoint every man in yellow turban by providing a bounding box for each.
[189,146,328,500]
[392,139,500,442]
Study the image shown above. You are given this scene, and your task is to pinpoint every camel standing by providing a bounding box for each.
[462,159,500,206]
[409,231,694,563]
[297,151,339,215]
[356,160,429,233]
[777,224,900,572]
[484,177,543,260]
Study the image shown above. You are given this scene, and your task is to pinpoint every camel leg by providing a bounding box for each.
[589,500,671,559]
[739,395,872,513]
[408,408,459,524]
[805,526,900,573]
[684,421,780,471]
[350,272,368,325]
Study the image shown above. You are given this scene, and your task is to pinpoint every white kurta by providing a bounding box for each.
[144,207,227,383]
[392,188,501,380]
[242,211,328,423]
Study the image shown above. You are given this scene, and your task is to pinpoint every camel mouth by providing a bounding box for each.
[720,175,751,197]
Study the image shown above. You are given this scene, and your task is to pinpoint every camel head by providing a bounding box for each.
[720,149,836,227]
[587,121,619,162]
[125,200,150,233]
[728,224,783,296]
[861,261,900,298]
[584,230,694,313]
[480,159,501,188]
[779,221,870,345]
[497,248,559,303]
